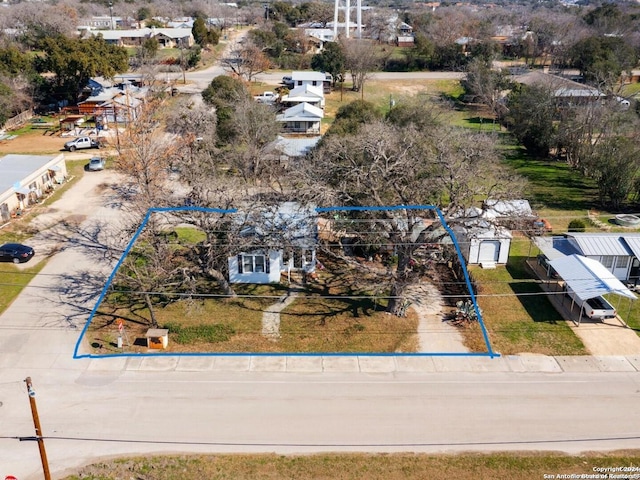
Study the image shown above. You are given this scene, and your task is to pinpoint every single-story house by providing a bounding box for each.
[264,135,321,166]
[0,154,67,222]
[228,202,317,284]
[276,102,324,134]
[534,232,640,283]
[91,27,194,48]
[280,84,325,110]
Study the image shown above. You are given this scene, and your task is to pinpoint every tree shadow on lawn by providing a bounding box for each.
[509,280,563,325]
[503,147,599,211]
[506,256,563,324]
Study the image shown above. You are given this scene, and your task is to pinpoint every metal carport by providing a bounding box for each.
[549,254,636,325]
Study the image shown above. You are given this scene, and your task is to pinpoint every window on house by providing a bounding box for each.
[616,256,628,269]
[601,256,614,269]
[312,81,317,86]
[238,254,269,274]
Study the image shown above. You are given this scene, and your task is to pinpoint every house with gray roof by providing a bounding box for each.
[280,84,325,110]
[534,232,640,283]
[90,27,194,48]
[0,154,67,222]
[276,102,324,134]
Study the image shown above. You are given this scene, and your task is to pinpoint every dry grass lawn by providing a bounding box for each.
[64,451,640,480]
[86,255,418,354]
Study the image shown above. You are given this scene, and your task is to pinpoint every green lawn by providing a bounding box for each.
[0,261,48,313]
[467,237,587,355]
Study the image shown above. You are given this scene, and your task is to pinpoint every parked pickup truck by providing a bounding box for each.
[582,296,617,319]
[567,289,617,319]
[63,136,103,152]
[254,91,279,104]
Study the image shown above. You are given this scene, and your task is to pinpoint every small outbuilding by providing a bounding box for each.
[453,221,512,266]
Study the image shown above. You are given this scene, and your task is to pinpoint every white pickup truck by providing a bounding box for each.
[63,136,103,152]
[582,296,617,319]
[568,289,617,319]
[254,91,279,104]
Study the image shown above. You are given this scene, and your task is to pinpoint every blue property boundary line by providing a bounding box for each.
[74,205,498,359]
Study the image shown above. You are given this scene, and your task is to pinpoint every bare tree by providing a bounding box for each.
[113,100,178,210]
[340,38,382,93]
[221,39,271,82]
[294,120,518,313]
[463,58,512,121]
[219,98,281,184]
[113,232,194,328]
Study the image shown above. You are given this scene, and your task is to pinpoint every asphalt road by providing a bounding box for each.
[1,171,640,480]
[179,66,465,92]
[3,368,640,479]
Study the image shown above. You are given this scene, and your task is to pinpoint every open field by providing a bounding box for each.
[62,451,640,480]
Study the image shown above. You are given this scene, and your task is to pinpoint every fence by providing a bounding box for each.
[1,108,34,131]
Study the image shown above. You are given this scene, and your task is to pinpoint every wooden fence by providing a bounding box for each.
[1,108,34,131]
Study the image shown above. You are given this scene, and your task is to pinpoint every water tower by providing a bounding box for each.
[333,0,362,39]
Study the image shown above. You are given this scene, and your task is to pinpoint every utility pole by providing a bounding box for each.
[24,377,51,480]
[109,2,114,30]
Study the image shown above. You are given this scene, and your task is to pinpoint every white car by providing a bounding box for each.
[88,157,105,171]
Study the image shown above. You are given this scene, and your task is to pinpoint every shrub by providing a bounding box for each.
[568,219,586,232]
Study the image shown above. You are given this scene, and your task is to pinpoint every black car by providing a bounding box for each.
[0,243,35,264]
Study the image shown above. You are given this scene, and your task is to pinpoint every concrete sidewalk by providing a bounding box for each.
[59,353,640,374]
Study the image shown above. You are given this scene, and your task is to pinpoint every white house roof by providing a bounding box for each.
[0,154,64,201]
[304,29,336,41]
[482,199,533,219]
[281,85,324,103]
[554,87,605,98]
[567,233,633,257]
[621,235,640,260]
[91,27,192,41]
[549,254,636,302]
[239,202,317,248]
[533,236,580,260]
[268,135,321,157]
[291,71,326,82]
[276,102,324,122]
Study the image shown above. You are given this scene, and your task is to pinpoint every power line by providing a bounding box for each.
[2,433,640,448]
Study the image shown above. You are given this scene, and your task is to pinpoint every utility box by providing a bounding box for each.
[145,328,169,349]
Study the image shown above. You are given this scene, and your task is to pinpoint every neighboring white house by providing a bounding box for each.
[280,84,325,109]
[228,203,318,284]
[290,71,332,93]
[0,154,67,222]
[276,102,324,134]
